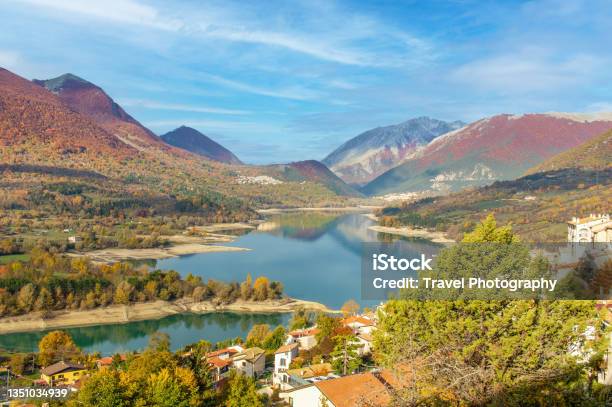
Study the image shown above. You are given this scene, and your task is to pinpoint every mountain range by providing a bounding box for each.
[362,113,612,196]
[0,67,360,214]
[323,117,465,185]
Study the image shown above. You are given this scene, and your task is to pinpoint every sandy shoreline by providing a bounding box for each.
[258,206,381,214]
[75,244,250,263]
[0,298,339,335]
[369,225,455,244]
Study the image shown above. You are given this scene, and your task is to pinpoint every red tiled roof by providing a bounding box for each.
[206,347,239,358]
[96,355,127,366]
[208,357,231,369]
[342,316,374,327]
[275,342,299,354]
[315,372,391,407]
[288,328,320,337]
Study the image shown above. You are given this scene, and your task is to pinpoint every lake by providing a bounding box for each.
[0,212,441,354]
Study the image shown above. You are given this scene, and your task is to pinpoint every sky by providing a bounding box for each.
[1,0,611,164]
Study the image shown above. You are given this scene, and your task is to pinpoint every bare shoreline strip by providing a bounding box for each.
[258,206,381,214]
[0,298,340,335]
[369,225,455,244]
[75,244,251,263]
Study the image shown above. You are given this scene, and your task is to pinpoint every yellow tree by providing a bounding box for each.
[38,330,81,366]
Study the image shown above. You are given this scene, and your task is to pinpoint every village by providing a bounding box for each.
[0,307,397,406]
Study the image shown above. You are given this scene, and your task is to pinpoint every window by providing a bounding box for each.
[58,374,64,379]
[280,358,286,366]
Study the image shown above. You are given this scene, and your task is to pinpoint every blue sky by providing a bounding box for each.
[1,0,611,163]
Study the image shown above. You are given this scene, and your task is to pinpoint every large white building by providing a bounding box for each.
[568,214,612,244]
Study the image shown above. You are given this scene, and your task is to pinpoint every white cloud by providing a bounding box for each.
[198,73,322,101]
[11,0,430,67]
[12,0,181,30]
[450,49,603,94]
[119,98,250,115]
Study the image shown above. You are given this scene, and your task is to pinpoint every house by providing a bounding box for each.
[281,371,392,407]
[273,343,299,388]
[343,315,376,335]
[95,355,127,370]
[232,347,266,378]
[204,345,244,384]
[205,345,244,361]
[208,357,233,385]
[40,361,87,386]
[568,214,612,244]
[287,327,320,350]
[276,362,336,391]
[355,333,373,356]
[67,236,82,244]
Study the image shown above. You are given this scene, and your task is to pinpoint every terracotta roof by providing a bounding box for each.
[343,316,374,327]
[376,366,414,390]
[206,347,240,359]
[96,355,127,366]
[358,333,374,342]
[288,328,320,337]
[208,357,231,369]
[315,372,391,407]
[275,343,299,354]
[41,361,85,376]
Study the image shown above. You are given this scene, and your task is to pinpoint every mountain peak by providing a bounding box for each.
[161,126,242,165]
[33,73,95,93]
[323,117,465,185]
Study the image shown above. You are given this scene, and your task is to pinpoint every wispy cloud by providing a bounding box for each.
[197,73,322,101]
[11,0,430,68]
[12,0,181,30]
[450,49,603,94]
[119,98,250,115]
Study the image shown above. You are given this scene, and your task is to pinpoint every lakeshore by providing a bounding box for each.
[71,222,255,263]
[0,298,339,335]
[369,224,455,244]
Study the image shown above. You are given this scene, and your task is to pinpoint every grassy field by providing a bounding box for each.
[0,254,30,264]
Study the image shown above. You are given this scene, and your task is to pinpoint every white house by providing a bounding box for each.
[343,316,376,335]
[355,333,373,356]
[568,214,612,244]
[232,347,266,378]
[273,343,299,389]
[287,327,319,350]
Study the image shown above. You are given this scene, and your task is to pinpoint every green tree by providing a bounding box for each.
[462,213,518,243]
[331,333,361,375]
[289,307,312,330]
[224,371,264,407]
[246,324,270,348]
[74,369,127,407]
[262,325,287,351]
[374,216,607,405]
